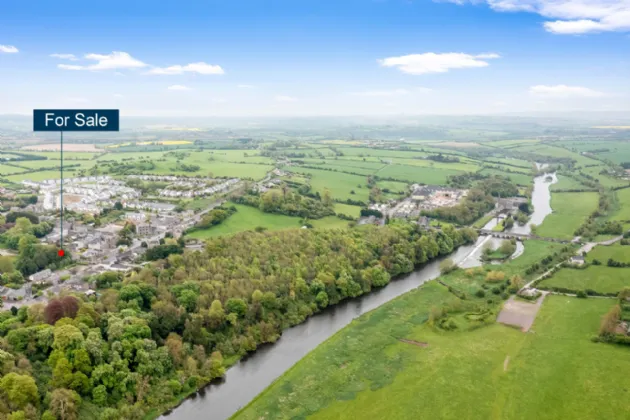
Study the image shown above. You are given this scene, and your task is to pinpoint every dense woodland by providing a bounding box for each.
[0,222,477,419]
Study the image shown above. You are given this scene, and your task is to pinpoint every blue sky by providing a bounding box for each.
[1,0,628,116]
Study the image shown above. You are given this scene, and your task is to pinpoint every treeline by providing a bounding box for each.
[189,205,238,231]
[102,160,156,175]
[234,189,335,219]
[0,222,477,419]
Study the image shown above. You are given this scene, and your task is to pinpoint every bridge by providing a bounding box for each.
[477,229,572,244]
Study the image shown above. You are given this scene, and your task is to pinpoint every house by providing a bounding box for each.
[28,269,52,282]
[136,223,155,236]
[570,255,585,265]
[496,197,528,211]
[418,216,430,228]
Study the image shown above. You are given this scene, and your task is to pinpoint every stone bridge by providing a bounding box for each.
[477,229,571,244]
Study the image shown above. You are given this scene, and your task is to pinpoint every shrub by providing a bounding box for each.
[576,290,588,298]
[475,289,486,298]
[439,258,457,275]
[485,271,505,283]
[500,292,509,300]
[491,287,501,295]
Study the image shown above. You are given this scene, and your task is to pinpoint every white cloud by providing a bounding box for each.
[147,62,224,75]
[50,53,78,61]
[237,84,255,88]
[0,45,18,53]
[529,84,607,97]
[275,95,297,102]
[113,94,124,98]
[379,52,500,75]
[442,0,630,34]
[167,85,192,91]
[57,51,147,71]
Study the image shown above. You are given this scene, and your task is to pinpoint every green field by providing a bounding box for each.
[389,157,480,172]
[18,151,101,160]
[538,265,630,294]
[376,180,408,193]
[287,167,370,201]
[511,144,598,167]
[234,285,629,420]
[478,168,533,186]
[551,174,589,191]
[376,164,462,185]
[186,204,302,238]
[610,188,630,222]
[536,192,598,239]
[334,203,362,218]
[186,204,349,239]
[580,166,629,188]
[586,244,630,263]
[555,140,630,164]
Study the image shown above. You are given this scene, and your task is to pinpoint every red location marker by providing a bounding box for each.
[58,249,65,257]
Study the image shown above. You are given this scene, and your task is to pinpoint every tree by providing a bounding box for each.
[439,258,457,274]
[0,373,39,410]
[599,304,621,336]
[225,298,247,318]
[315,291,329,308]
[114,201,123,211]
[50,388,81,420]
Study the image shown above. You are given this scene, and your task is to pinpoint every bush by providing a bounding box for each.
[485,271,505,283]
[491,287,501,295]
[576,290,588,298]
[475,289,486,298]
[500,292,509,300]
[439,258,457,275]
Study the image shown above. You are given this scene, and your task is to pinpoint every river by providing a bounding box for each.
[163,240,484,420]
[164,169,557,420]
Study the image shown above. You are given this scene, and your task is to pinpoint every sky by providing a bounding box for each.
[0,0,629,117]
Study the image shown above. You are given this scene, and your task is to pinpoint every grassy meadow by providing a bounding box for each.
[233,286,628,420]
[538,265,630,295]
[536,192,598,239]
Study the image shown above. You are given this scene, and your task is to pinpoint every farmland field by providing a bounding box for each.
[376,164,462,185]
[551,174,589,191]
[286,167,370,201]
[22,143,105,152]
[234,285,629,420]
[536,192,598,239]
[334,203,362,218]
[581,166,629,188]
[538,265,630,294]
[478,168,533,186]
[586,244,630,263]
[511,144,597,167]
[186,204,302,238]
[186,204,349,239]
[610,188,630,222]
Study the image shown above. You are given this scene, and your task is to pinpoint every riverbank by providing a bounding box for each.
[232,240,617,420]
[159,229,481,420]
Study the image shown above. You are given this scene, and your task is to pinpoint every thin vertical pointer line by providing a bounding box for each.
[60,130,63,251]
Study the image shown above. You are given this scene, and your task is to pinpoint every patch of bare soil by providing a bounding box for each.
[497,294,546,332]
[399,338,428,348]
